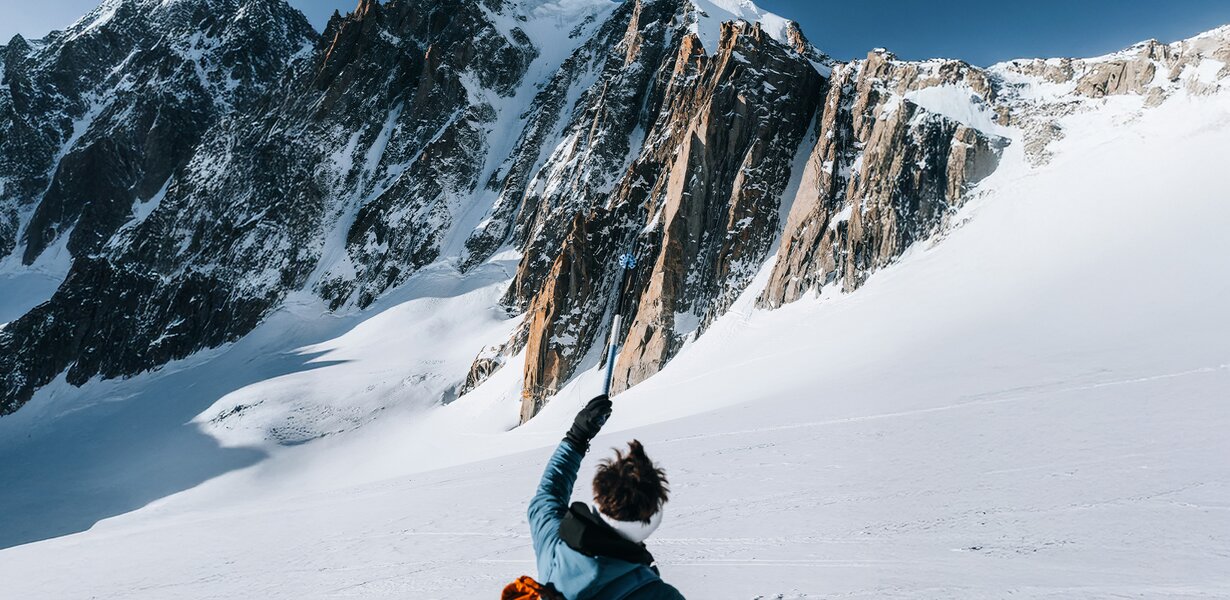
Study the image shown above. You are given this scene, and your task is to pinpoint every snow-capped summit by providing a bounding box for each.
[684,0,795,51]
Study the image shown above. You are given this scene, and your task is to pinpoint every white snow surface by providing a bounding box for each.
[3,45,1230,600]
[905,83,1010,137]
[0,225,73,327]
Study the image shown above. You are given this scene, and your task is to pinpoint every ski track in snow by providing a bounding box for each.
[656,364,1230,444]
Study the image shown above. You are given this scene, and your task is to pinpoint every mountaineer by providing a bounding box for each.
[504,395,683,599]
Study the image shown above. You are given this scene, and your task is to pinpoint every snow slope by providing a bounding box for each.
[904,83,1009,136]
[2,60,1230,600]
[0,225,73,328]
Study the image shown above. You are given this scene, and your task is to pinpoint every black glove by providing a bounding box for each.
[564,395,612,451]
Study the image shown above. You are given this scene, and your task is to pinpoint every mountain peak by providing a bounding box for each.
[685,0,794,52]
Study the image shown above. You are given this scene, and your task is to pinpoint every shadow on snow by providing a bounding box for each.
[0,259,514,550]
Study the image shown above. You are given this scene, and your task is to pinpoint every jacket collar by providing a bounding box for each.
[558,502,658,570]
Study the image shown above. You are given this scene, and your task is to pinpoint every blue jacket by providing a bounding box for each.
[529,440,684,599]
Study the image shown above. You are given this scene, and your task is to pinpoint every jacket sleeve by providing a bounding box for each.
[528,439,585,554]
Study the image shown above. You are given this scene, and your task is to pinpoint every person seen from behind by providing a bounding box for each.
[503,394,684,599]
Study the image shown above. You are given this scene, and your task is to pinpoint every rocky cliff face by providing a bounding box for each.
[758,53,1008,307]
[0,0,316,413]
[1006,33,1230,104]
[2,1,1227,419]
[0,0,314,264]
[995,28,1230,166]
[492,21,1012,420]
[473,2,833,420]
[0,0,597,413]
[606,21,824,393]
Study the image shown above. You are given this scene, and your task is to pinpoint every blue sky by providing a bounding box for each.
[1,0,1229,66]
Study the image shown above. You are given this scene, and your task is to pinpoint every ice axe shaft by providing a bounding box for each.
[601,314,622,396]
[601,252,636,397]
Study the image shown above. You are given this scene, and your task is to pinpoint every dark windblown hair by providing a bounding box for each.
[592,440,670,523]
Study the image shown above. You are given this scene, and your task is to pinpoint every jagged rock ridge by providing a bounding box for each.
[758,53,1008,307]
[1,0,1227,421]
[0,0,589,412]
[0,0,315,263]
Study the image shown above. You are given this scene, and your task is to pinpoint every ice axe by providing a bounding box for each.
[601,252,637,396]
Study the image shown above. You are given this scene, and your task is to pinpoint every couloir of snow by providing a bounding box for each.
[2,51,1230,600]
[0,224,74,328]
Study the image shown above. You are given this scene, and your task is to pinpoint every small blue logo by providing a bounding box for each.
[619,253,637,269]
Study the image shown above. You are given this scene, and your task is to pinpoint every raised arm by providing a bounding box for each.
[527,395,613,552]
[528,438,584,548]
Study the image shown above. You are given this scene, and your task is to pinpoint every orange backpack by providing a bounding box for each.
[502,575,565,600]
